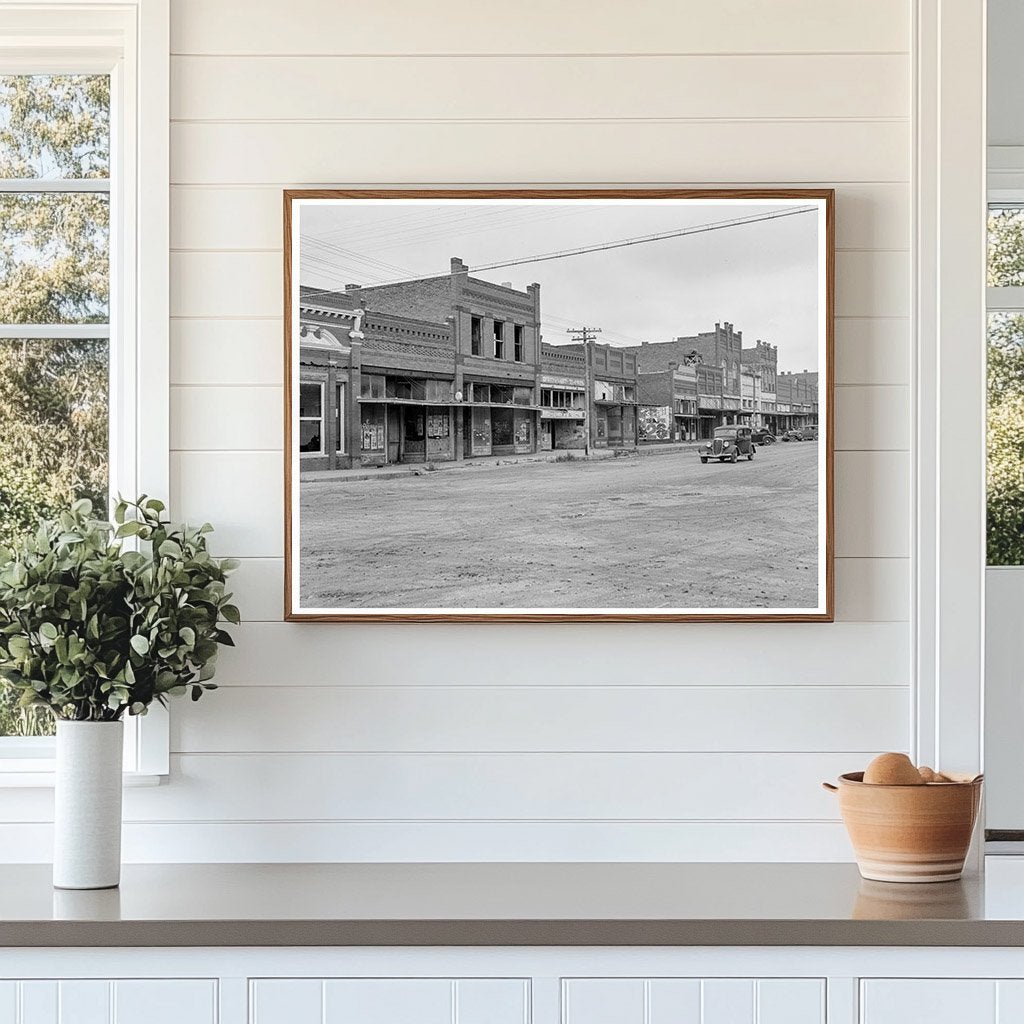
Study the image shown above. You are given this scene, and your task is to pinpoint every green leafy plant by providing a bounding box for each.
[0,496,239,722]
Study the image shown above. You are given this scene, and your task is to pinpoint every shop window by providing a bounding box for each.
[427,409,450,438]
[514,324,524,361]
[386,377,426,401]
[299,382,324,454]
[492,385,514,405]
[541,389,552,406]
[360,374,385,399]
[493,319,505,359]
[513,386,533,406]
[471,383,491,403]
[425,379,451,403]
[492,407,514,446]
[361,404,385,451]
[470,316,482,356]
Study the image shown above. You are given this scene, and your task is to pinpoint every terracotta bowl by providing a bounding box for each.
[823,772,983,883]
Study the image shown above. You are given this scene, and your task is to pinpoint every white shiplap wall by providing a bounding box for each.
[4,0,915,861]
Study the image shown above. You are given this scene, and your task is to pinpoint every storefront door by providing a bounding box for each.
[492,407,514,451]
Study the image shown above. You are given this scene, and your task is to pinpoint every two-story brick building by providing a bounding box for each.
[776,370,818,432]
[297,287,459,470]
[538,343,588,451]
[347,258,543,460]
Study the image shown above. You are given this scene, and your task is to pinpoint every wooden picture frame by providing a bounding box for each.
[284,189,834,622]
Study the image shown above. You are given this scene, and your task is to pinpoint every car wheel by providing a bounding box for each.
[700,457,708,464]
[748,451,754,460]
[730,451,738,463]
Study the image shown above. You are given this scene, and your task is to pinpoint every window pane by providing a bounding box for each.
[0,75,110,179]
[0,338,109,738]
[299,421,321,453]
[988,206,1024,287]
[0,192,109,323]
[987,312,1024,565]
[299,383,322,417]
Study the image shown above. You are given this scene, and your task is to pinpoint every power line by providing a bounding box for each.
[469,205,818,275]
[298,204,818,304]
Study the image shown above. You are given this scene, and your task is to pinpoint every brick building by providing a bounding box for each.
[636,365,699,442]
[298,287,459,470]
[347,258,543,460]
[636,360,737,442]
[552,342,640,449]
[741,339,779,431]
[776,370,818,432]
[626,323,746,428]
[538,343,588,451]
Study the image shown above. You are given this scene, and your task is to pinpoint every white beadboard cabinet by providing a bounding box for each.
[0,979,217,1024]
[6,949,1024,1024]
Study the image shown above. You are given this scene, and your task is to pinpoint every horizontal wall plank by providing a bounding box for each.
[833,557,910,622]
[834,451,910,558]
[0,820,856,862]
[117,752,865,821]
[170,121,909,186]
[171,183,909,252]
[170,320,283,386]
[171,385,282,450]
[223,557,284,620]
[226,556,910,624]
[170,451,283,557]
[210,621,909,686]
[834,318,909,385]
[835,250,909,318]
[171,684,909,753]
[834,385,909,450]
[171,249,908,319]
[169,384,902,453]
[170,0,910,56]
[171,54,909,121]
[171,252,279,317]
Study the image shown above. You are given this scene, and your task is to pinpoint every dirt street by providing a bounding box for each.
[299,442,820,610]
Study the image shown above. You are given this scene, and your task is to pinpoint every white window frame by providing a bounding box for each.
[913,0,986,837]
[983,188,1024,839]
[0,0,170,784]
[298,381,325,457]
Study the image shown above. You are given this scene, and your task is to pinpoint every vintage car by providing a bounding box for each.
[751,429,776,446]
[781,429,805,442]
[802,424,819,440]
[699,425,755,463]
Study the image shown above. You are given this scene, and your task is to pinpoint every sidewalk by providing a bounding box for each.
[300,439,705,485]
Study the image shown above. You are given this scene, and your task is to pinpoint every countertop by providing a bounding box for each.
[5,861,1024,947]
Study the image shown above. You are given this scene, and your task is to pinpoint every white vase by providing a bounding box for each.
[53,720,124,890]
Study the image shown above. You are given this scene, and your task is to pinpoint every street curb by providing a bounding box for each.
[300,441,712,485]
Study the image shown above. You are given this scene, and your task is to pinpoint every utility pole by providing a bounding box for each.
[566,326,602,455]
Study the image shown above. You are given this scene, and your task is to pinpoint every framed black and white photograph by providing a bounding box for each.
[284,189,834,622]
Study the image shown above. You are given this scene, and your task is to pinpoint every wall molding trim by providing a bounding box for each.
[913,0,987,778]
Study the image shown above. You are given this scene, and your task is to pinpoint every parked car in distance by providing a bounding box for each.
[751,429,776,446]
[781,429,804,442]
[699,426,755,464]
[802,424,819,440]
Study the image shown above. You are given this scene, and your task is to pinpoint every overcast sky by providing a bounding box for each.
[299,200,822,372]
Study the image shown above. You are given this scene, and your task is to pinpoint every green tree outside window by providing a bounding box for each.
[0,75,110,736]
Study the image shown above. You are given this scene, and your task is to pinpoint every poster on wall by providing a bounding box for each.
[284,189,834,622]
